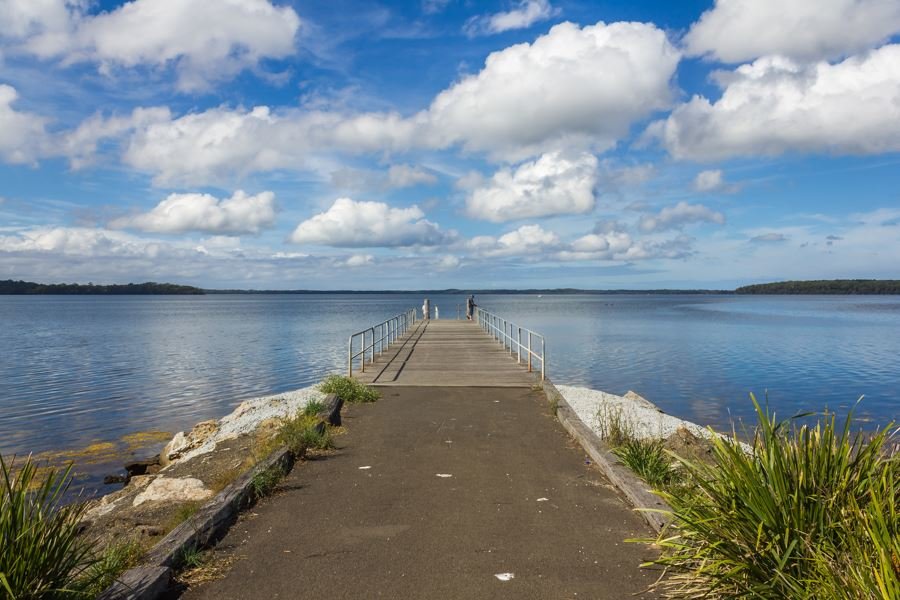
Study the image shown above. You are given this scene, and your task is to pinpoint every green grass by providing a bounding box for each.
[612,438,677,488]
[318,375,379,404]
[277,413,335,458]
[302,399,326,417]
[250,465,284,499]
[0,453,101,599]
[176,544,205,570]
[168,501,200,530]
[78,540,143,597]
[645,394,899,599]
[595,402,637,448]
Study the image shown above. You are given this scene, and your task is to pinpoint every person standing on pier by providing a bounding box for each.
[466,294,476,320]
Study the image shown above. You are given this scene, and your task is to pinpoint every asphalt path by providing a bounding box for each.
[178,386,661,599]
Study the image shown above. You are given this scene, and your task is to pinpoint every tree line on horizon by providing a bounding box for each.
[735,279,900,295]
[0,280,205,295]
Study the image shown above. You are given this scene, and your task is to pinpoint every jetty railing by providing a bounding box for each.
[476,308,546,380]
[348,308,417,376]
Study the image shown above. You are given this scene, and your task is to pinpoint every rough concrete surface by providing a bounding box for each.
[178,387,661,599]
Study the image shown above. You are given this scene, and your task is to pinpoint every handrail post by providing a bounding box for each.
[541,337,546,381]
[517,327,521,363]
[348,335,353,376]
[527,331,533,372]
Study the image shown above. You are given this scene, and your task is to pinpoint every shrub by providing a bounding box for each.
[319,375,379,404]
[278,413,334,458]
[648,395,898,599]
[0,453,100,598]
[612,438,677,488]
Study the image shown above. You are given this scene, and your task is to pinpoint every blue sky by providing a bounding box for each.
[1,0,899,289]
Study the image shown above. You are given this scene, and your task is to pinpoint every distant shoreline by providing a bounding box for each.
[2,278,899,295]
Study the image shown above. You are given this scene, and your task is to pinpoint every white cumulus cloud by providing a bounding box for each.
[110,190,277,234]
[426,20,680,160]
[6,0,301,91]
[638,202,726,232]
[466,152,598,222]
[467,224,561,258]
[464,0,559,37]
[110,20,678,184]
[651,46,900,161]
[345,254,374,267]
[289,198,449,248]
[684,0,900,63]
[0,84,48,165]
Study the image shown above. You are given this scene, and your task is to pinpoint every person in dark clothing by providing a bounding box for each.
[465,295,476,320]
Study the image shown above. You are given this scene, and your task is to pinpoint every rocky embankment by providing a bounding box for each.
[80,386,324,550]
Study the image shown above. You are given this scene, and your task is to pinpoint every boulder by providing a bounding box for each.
[160,420,219,466]
[133,477,213,507]
[624,390,663,413]
[124,455,161,476]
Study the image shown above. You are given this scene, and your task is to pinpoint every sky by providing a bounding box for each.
[1,0,899,290]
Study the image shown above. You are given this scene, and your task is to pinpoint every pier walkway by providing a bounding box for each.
[179,315,660,599]
[354,320,536,388]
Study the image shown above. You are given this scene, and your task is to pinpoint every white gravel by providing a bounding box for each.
[556,384,715,442]
[177,385,325,462]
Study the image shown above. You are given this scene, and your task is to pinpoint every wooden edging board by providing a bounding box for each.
[99,394,343,600]
[541,380,671,534]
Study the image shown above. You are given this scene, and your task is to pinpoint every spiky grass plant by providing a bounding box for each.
[595,402,636,447]
[613,438,677,488]
[648,394,898,599]
[0,453,100,599]
[319,375,379,404]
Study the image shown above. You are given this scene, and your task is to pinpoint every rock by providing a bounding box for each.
[137,524,166,537]
[160,420,219,466]
[624,390,664,413]
[665,426,715,464]
[104,474,128,485]
[124,455,161,477]
[133,477,213,507]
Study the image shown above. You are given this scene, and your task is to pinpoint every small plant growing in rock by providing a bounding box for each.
[250,465,284,499]
[319,375,379,403]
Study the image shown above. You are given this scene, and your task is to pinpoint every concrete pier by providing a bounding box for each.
[179,315,660,599]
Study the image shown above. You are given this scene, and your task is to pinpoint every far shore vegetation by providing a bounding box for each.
[735,279,900,295]
[4,278,900,295]
[0,280,204,295]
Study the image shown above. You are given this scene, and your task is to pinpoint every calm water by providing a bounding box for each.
[1,294,898,490]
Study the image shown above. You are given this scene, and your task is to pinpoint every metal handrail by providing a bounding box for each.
[475,307,546,380]
[348,308,417,376]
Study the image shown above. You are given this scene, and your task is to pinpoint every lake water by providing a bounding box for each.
[1,294,897,492]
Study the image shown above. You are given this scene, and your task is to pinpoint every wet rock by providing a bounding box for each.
[124,455,161,477]
[133,476,213,507]
[103,474,128,485]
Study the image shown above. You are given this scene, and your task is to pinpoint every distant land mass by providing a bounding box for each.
[1,279,898,295]
[735,279,900,295]
[0,280,205,295]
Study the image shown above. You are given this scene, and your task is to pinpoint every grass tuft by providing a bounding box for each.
[319,375,379,404]
[250,465,284,499]
[595,403,636,448]
[647,394,898,599]
[612,438,677,488]
[78,539,143,597]
[302,399,326,417]
[278,413,334,458]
